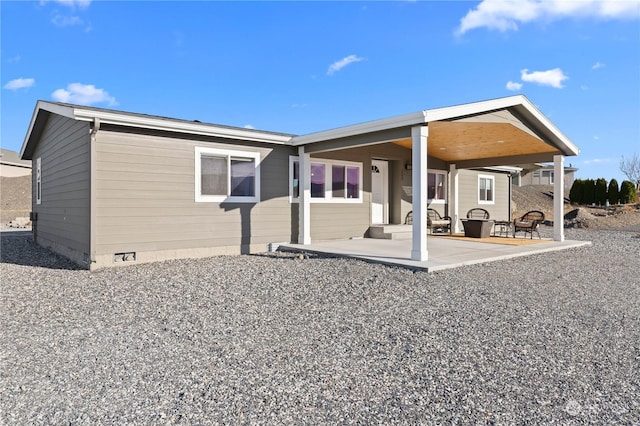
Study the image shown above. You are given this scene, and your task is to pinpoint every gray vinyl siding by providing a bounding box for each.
[32,114,91,256]
[93,130,295,255]
[457,170,510,226]
[309,143,412,240]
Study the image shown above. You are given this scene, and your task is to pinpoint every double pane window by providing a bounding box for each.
[290,157,362,202]
[196,147,259,202]
[478,175,494,204]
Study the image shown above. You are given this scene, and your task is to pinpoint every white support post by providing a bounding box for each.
[298,146,311,244]
[553,154,565,242]
[449,163,459,234]
[411,126,428,261]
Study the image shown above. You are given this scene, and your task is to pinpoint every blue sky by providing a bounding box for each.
[2,0,639,183]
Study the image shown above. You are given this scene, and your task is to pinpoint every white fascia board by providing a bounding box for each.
[291,110,427,146]
[483,166,523,173]
[71,108,293,145]
[425,95,525,122]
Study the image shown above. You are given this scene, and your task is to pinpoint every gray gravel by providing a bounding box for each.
[1,228,639,424]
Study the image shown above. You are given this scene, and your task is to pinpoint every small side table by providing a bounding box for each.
[493,220,512,237]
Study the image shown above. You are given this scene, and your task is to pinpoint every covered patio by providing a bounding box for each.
[291,95,582,265]
[279,235,592,272]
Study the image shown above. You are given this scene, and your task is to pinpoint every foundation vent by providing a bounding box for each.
[113,252,136,263]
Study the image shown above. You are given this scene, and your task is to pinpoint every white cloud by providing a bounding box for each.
[243,124,255,129]
[521,68,568,88]
[41,0,91,9]
[51,14,83,27]
[592,61,605,69]
[51,83,117,106]
[3,78,35,90]
[456,0,640,35]
[327,54,364,76]
[583,157,614,165]
[506,80,523,91]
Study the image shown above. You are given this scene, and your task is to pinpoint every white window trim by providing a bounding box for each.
[478,174,495,205]
[36,157,42,205]
[289,156,363,204]
[427,169,447,204]
[543,170,555,184]
[195,146,260,203]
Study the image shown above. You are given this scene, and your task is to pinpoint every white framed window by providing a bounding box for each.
[195,147,260,203]
[478,174,495,204]
[36,157,42,205]
[427,170,447,204]
[289,156,362,203]
[542,170,554,184]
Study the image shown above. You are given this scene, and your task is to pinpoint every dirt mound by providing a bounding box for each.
[564,208,596,228]
[512,185,565,218]
[513,185,640,230]
[1,175,32,223]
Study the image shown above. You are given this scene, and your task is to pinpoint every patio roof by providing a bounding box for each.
[291,95,579,167]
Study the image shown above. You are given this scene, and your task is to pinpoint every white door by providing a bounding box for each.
[371,159,389,224]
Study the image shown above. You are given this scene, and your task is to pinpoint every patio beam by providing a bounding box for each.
[298,146,311,244]
[411,125,428,261]
[453,152,562,169]
[553,154,565,242]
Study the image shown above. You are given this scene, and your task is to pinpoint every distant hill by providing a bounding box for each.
[1,175,31,223]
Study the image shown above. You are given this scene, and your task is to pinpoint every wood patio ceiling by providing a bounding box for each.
[392,121,558,163]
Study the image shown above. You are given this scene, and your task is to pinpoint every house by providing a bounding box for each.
[20,95,579,269]
[513,162,578,190]
[0,149,32,177]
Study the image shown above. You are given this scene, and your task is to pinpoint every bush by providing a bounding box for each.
[583,179,596,205]
[620,180,639,204]
[607,179,619,205]
[595,178,608,205]
[569,179,584,204]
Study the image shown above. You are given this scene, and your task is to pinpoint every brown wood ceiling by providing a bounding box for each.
[393,121,558,162]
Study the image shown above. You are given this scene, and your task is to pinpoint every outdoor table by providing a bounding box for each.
[493,220,512,237]
[461,219,494,238]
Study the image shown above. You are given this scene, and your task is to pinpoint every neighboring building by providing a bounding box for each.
[20,95,579,269]
[0,149,32,177]
[513,162,578,190]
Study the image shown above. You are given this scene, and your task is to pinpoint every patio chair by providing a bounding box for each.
[405,210,452,234]
[466,208,490,219]
[405,211,413,225]
[427,208,452,234]
[513,210,545,239]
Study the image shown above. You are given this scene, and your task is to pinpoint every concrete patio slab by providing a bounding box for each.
[278,236,592,272]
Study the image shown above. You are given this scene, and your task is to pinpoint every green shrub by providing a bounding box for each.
[607,179,619,205]
[569,179,584,204]
[583,179,596,205]
[595,178,608,205]
[620,180,639,204]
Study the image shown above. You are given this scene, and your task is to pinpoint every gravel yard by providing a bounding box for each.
[1,227,639,424]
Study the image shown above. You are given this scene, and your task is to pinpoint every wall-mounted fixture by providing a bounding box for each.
[405,163,412,170]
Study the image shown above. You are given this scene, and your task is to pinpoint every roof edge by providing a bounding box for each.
[291,110,427,146]
[71,107,293,144]
[20,101,293,160]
